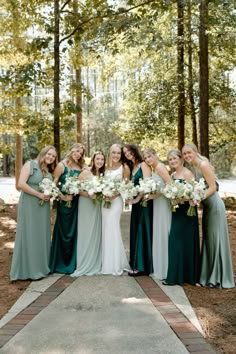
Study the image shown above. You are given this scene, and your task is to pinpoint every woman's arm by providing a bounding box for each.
[141,162,152,178]
[17,161,48,201]
[123,163,131,181]
[199,161,217,198]
[157,163,171,183]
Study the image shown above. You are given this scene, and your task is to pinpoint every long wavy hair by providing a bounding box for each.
[36,145,57,176]
[65,143,85,169]
[90,150,106,176]
[123,143,143,171]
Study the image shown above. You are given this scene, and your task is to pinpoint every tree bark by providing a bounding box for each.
[76,68,83,143]
[177,0,185,150]
[54,0,60,160]
[187,0,198,146]
[199,0,209,157]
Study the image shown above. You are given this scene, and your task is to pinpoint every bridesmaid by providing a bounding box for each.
[143,148,172,280]
[10,145,57,281]
[182,143,235,288]
[163,149,200,286]
[101,144,130,275]
[123,144,153,276]
[50,143,85,274]
[71,151,105,277]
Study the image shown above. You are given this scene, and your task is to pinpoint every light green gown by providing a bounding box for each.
[71,194,102,276]
[10,161,51,281]
[195,166,234,288]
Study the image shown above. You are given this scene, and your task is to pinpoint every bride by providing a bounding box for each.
[101,144,130,275]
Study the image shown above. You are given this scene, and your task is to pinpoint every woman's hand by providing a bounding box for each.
[38,192,51,202]
[127,194,142,205]
[59,193,73,202]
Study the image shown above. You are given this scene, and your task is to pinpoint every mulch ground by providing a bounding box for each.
[0,196,235,353]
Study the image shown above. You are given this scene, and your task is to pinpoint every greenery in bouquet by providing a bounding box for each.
[138,177,162,207]
[187,178,206,216]
[60,175,81,207]
[80,176,103,204]
[38,177,60,206]
[162,179,187,211]
[101,176,121,208]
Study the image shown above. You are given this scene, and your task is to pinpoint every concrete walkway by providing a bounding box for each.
[0,212,216,354]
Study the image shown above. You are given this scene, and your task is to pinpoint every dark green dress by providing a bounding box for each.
[129,167,153,275]
[165,179,200,285]
[50,166,80,274]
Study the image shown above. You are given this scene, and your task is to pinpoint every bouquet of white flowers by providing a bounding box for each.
[162,179,187,211]
[80,176,103,204]
[60,175,81,207]
[38,178,59,206]
[118,179,139,201]
[138,177,162,207]
[187,178,206,216]
[101,176,121,208]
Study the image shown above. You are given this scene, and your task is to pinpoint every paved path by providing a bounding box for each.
[0,211,216,353]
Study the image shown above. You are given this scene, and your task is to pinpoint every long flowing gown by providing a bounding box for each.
[151,173,172,280]
[165,179,200,285]
[101,165,130,275]
[10,160,51,280]
[195,166,234,288]
[130,167,153,275]
[49,166,80,274]
[71,179,102,276]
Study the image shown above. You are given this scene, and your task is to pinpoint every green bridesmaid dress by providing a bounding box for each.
[195,166,234,288]
[10,161,51,280]
[129,167,153,275]
[50,165,80,274]
[165,179,200,285]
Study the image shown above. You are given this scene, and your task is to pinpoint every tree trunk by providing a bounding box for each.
[199,0,209,158]
[54,0,60,160]
[177,0,185,150]
[187,0,198,146]
[76,68,82,143]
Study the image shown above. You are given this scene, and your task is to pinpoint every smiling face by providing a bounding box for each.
[111,146,121,163]
[123,147,133,161]
[71,147,83,162]
[94,153,105,170]
[182,146,197,164]
[45,148,57,165]
[168,152,182,170]
[143,151,156,167]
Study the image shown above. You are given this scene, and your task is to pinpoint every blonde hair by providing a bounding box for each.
[107,144,122,168]
[143,147,158,157]
[65,143,85,169]
[182,143,209,162]
[167,149,182,160]
[37,145,57,176]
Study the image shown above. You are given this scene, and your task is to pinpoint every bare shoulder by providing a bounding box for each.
[183,167,194,180]
[79,169,91,180]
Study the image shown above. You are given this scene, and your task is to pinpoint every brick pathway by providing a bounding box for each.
[0,275,216,353]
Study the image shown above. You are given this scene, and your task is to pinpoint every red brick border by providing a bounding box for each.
[0,275,76,349]
[135,276,216,354]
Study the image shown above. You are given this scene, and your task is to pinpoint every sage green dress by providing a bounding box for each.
[50,166,80,274]
[10,161,51,281]
[165,180,200,285]
[194,166,234,288]
[71,195,102,277]
[130,167,153,275]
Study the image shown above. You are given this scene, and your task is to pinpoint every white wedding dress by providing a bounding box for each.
[101,165,130,275]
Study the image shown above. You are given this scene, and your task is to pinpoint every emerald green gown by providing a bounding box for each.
[50,166,80,274]
[129,167,153,275]
[194,166,234,288]
[165,180,200,285]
